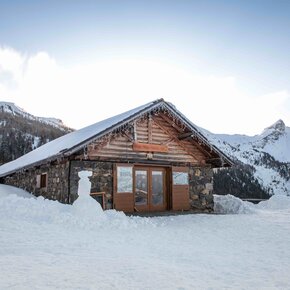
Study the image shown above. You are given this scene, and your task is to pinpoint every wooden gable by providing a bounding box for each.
[84,112,208,165]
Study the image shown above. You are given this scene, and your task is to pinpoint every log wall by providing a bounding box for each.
[85,113,207,165]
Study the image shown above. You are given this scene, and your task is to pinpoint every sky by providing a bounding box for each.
[0,0,290,135]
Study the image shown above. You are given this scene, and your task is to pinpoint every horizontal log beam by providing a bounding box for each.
[133,142,168,153]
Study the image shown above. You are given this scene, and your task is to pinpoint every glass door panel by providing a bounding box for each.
[151,171,164,206]
[135,170,148,206]
[134,167,167,212]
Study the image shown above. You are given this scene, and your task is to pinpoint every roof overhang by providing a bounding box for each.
[0,98,234,178]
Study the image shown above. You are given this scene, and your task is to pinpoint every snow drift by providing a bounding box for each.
[0,184,156,230]
[1,184,290,228]
[1,184,290,290]
[213,194,256,214]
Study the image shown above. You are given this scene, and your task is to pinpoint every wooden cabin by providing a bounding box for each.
[0,99,233,213]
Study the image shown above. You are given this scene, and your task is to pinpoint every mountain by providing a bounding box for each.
[1,101,289,197]
[0,102,69,130]
[201,120,290,196]
[0,101,73,164]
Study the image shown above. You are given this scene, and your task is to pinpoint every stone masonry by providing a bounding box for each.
[4,162,70,203]
[189,166,214,212]
[3,160,213,212]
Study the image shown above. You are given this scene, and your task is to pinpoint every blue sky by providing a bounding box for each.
[0,0,290,134]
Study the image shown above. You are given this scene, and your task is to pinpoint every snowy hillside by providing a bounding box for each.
[1,184,290,289]
[0,101,69,131]
[0,102,72,164]
[201,120,290,195]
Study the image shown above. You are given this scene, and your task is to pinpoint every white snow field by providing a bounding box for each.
[1,184,290,290]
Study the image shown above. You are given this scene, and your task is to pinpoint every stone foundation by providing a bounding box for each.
[2,161,213,212]
[189,166,214,212]
[4,162,69,203]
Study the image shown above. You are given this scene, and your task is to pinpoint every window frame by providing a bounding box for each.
[172,171,189,185]
[36,173,48,189]
[116,165,133,193]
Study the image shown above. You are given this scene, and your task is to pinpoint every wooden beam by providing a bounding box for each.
[133,120,137,141]
[133,142,168,153]
[148,115,153,143]
[160,137,174,145]
[159,113,214,158]
[178,132,193,140]
[152,119,202,163]
[159,113,184,133]
[178,132,213,158]
[191,137,213,158]
[122,131,134,142]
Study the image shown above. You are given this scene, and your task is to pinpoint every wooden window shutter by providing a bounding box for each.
[113,164,134,212]
[172,166,190,211]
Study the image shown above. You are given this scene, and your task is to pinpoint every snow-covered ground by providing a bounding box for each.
[1,184,290,290]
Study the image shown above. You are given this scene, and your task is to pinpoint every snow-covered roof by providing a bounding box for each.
[0,99,233,177]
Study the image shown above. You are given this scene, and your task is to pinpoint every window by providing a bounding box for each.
[36,173,47,188]
[40,174,47,188]
[117,166,133,193]
[173,172,189,185]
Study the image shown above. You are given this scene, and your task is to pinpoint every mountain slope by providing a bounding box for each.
[1,101,289,196]
[0,101,73,164]
[201,120,290,196]
[0,102,69,130]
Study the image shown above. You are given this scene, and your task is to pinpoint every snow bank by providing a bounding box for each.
[214,194,255,214]
[0,184,33,199]
[257,194,290,211]
[214,194,290,214]
[1,184,290,289]
[1,183,290,230]
[0,193,130,229]
[0,184,155,230]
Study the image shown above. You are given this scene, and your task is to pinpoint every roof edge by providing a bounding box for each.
[0,98,234,177]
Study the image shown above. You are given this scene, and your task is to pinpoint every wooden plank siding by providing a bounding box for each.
[132,142,168,153]
[85,113,207,165]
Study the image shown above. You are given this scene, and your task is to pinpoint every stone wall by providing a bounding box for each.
[4,162,70,203]
[69,160,113,209]
[66,161,213,212]
[189,166,214,212]
[3,160,213,212]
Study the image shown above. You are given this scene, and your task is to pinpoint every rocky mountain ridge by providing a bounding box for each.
[0,102,69,131]
[0,101,72,164]
[201,120,290,196]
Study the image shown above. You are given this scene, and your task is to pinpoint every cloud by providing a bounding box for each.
[0,47,25,80]
[0,46,289,135]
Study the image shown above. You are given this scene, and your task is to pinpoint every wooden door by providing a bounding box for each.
[172,167,190,211]
[134,167,167,212]
[114,164,134,212]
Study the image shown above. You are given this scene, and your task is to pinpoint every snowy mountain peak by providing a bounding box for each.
[201,120,290,196]
[39,117,66,128]
[0,102,29,117]
[259,119,286,148]
[262,119,285,137]
[267,119,285,130]
[0,101,71,131]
